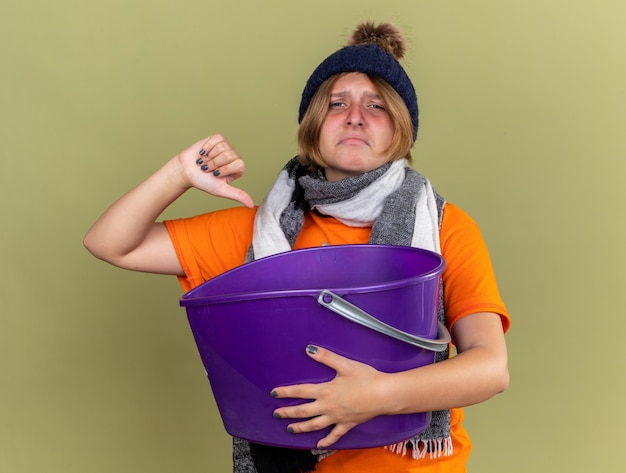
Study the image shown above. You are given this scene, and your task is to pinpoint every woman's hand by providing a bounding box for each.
[270,345,391,449]
[175,134,254,209]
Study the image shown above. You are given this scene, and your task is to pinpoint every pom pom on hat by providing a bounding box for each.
[298,22,419,141]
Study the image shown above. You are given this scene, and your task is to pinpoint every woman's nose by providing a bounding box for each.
[346,105,364,127]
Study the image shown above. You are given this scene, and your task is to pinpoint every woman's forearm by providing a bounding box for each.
[83,157,188,271]
[380,316,509,415]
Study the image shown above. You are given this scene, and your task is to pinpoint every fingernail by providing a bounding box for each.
[213,169,221,177]
[196,158,203,164]
[287,427,295,433]
[199,149,206,156]
[273,412,281,419]
[201,164,209,171]
[306,345,318,355]
[270,390,278,398]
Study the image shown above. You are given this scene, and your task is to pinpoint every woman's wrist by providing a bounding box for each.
[164,154,194,194]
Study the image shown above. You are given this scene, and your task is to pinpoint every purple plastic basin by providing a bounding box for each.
[180,244,445,450]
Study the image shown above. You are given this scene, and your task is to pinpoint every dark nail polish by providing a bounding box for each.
[287,427,295,433]
[273,412,281,419]
[201,164,209,171]
[306,345,318,355]
[196,158,203,164]
[213,169,221,177]
[199,149,206,156]
[270,390,278,398]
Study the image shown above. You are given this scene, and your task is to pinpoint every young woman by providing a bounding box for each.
[85,22,510,473]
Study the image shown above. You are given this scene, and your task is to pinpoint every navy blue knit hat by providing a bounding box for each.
[298,25,419,141]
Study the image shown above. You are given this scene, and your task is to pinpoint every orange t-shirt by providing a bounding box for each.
[164,203,509,472]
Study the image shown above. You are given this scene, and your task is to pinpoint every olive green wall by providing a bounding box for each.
[2,1,625,471]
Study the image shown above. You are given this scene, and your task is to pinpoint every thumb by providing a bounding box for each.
[305,345,353,374]
[217,183,255,209]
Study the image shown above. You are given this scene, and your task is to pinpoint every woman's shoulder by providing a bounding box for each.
[441,202,479,232]
[164,205,257,255]
[439,202,488,257]
[170,205,258,226]
[442,202,474,221]
[210,205,258,222]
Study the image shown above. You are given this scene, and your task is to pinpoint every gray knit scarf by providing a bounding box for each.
[234,157,450,473]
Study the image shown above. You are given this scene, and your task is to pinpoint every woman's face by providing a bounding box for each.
[318,73,395,182]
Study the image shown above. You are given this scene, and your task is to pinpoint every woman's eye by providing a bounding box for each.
[369,103,385,110]
[329,101,346,109]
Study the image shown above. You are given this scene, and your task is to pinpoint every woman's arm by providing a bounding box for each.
[271,311,509,449]
[83,134,254,274]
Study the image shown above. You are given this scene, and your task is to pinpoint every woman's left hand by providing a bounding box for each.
[270,345,390,449]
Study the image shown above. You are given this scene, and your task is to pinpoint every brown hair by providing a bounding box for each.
[297,73,414,171]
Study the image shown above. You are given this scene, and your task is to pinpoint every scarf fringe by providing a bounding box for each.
[385,436,453,460]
